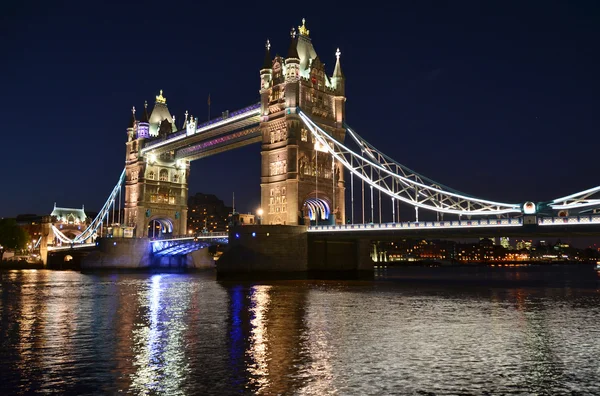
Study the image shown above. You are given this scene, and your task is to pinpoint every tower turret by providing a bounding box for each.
[137,101,150,139]
[127,106,137,142]
[260,40,273,94]
[285,29,300,83]
[331,48,345,95]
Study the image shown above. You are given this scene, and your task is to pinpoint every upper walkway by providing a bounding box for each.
[141,103,261,160]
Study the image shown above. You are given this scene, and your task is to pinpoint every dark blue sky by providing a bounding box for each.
[1,1,598,218]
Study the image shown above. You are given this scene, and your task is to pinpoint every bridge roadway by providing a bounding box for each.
[308,215,600,239]
[49,215,600,253]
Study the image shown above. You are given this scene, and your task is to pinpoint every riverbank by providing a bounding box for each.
[0,261,44,270]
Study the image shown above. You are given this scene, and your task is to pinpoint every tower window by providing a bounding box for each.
[159,169,168,181]
[148,171,155,180]
[301,128,308,142]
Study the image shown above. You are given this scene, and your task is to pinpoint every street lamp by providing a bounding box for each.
[257,208,264,225]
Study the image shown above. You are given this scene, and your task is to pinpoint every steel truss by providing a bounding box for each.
[52,169,126,244]
[549,186,600,214]
[299,111,522,217]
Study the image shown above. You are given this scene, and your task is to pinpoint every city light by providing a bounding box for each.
[257,208,264,217]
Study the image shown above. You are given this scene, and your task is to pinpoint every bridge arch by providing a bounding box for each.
[147,216,174,238]
[301,193,333,225]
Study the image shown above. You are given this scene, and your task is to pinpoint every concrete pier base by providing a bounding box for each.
[217,225,308,274]
[81,238,151,270]
[217,225,373,279]
[81,238,218,271]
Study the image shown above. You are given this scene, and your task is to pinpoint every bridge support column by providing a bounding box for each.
[217,225,308,276]
[39,216,51,266]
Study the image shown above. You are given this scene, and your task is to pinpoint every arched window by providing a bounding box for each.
[159,169,168,181]
[148,171,155,180]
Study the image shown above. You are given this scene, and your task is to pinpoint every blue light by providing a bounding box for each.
[113,242,117,246]
[252,232,256,237]
[235,233,240,239]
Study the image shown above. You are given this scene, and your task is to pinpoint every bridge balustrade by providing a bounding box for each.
[538,215,600,226]
[309,218,525,232]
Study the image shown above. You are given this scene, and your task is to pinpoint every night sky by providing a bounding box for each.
[2,1,598,220]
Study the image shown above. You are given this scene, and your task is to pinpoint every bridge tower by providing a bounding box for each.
[123,93,190,237]
[260,19,346,225]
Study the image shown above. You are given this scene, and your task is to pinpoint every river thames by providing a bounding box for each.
[1,267,599,395]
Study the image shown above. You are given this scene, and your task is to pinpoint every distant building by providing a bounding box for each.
[500,237,511,249]
[187,193,232,233]
[238,213,256,225]
[50,204,90,241]
[15,214,43,241]
[515,240,532,251]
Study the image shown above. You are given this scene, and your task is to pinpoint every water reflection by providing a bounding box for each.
[130,274,192,395]
[224,283,310,394]
[0,270,599,395]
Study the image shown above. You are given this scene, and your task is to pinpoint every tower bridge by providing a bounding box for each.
[41,19,600,272]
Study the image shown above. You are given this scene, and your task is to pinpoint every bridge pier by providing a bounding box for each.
[39,216,52,265]
[217,225,373,279]
[81,238,152,270]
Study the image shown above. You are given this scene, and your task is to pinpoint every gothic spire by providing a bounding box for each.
[128,106,137,128]
[333,48,344,78]
[287,27,299,60]
[262,39,272,69]
[140,101,149,123]
[183,110,189,129]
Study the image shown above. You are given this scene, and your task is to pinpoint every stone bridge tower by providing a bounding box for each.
[260,19,346,226]
[123,92,190,237]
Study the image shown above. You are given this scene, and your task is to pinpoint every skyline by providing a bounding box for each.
[2,1,599,218]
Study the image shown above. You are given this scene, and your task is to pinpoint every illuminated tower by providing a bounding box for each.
[124,91,190,237]
[260,19,346,225]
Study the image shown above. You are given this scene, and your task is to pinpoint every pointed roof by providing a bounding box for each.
[333,48,344,78]
[287,28,299,60]
[128,106,137,128]
[262,39,272,69]
[51,206,87,223]
[294,19,317,75]
[140,101,150,123]
[149,89,173,125]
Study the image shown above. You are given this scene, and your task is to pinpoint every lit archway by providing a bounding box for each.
[303,197,330,224]
[147,218,174,238]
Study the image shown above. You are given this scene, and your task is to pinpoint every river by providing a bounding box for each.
[1,267,599,395]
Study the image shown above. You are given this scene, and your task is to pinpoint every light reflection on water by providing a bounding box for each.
[0,269,599,395]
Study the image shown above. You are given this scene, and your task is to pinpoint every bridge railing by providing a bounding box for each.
[150,232,229,241]
[538,215,600,226]
[309,218,523,232]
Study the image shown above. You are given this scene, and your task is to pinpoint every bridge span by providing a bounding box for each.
[40,19,600,275]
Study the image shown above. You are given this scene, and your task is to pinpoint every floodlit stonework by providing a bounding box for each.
[259,20,346,225]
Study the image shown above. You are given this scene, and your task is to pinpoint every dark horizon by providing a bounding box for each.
[2,2,598,226]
